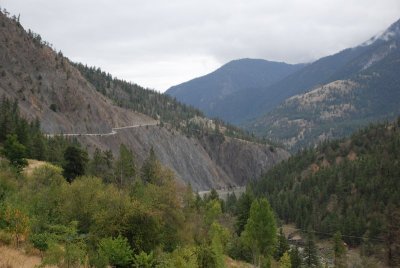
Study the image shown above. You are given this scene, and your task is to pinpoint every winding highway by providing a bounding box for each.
[44,121,159,138]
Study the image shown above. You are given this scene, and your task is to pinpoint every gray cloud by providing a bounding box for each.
[2,0,400,91]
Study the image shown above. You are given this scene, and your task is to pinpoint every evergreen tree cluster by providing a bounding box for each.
[251,118,400,265]
[0,96,77,168]
[73,63,202,128]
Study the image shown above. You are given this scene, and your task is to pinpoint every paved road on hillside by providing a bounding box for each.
[198,186,246,201]
[44,121,159,137]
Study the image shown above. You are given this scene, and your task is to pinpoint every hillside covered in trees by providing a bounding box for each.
[251,118,400,266]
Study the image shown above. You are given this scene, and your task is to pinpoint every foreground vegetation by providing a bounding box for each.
[0,149,280,267]
[0,96,284,267]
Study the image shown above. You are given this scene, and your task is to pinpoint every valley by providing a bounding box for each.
[0,4,399,268]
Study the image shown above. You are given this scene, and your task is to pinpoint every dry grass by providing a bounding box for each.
[225,256,254,268]
[0,245,42,268]
[23,159,48,176]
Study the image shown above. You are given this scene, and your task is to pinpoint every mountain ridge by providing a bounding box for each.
[0,11,289,190]
[167,18,400,129]
[247,18,400,150]
[166,58,305,123]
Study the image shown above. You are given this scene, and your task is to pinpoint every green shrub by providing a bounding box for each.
[132,251,155,268]
[98,235,133,267]
[0,229,12,245]
[29,233,48,252]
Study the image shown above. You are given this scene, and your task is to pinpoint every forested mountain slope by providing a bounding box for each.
[250,119,400,263]
[0,11,289,190]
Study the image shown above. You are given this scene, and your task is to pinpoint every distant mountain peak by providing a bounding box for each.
[166,58,305,123]
[362,18,400,46]
[387,18,400,34]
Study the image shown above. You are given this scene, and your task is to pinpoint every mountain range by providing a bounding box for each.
[0,12,289,190]
[167,18,400,150]
[166,59,304,123]
[248,18,400,149]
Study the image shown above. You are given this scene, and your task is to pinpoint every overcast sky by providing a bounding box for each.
[2,1,400,92]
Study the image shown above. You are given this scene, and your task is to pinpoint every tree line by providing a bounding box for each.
[251,118,400,266]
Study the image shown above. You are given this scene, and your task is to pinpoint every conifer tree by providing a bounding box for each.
[303,228,319,267]
[62,146,88,182]
[279,251,292,268]
[242,198,277,267]
[114,144,135,187]
[88,148,114,182]
[275,227,290,260]
[290,247,302,268]
[386,208,400,266]
[225,192,237,214]
[141,147,160,184]
[333,231,347,267]
[234,190,254,236]
[2,134,27,171]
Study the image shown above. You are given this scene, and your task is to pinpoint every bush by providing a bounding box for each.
[49,104,57,112]
[196,244,218,268]
[98,235,133,267]
[0,229,12,245]
[160,247,198,268]
[226,235,252,263]
[1,134,27,171]
[29,233,48,252]
[132,251,155,268]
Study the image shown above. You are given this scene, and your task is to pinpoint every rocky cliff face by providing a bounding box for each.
[0,12,289,190]
[78,127,289,190]
[77,127,231,190]
[199,134,289,186]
